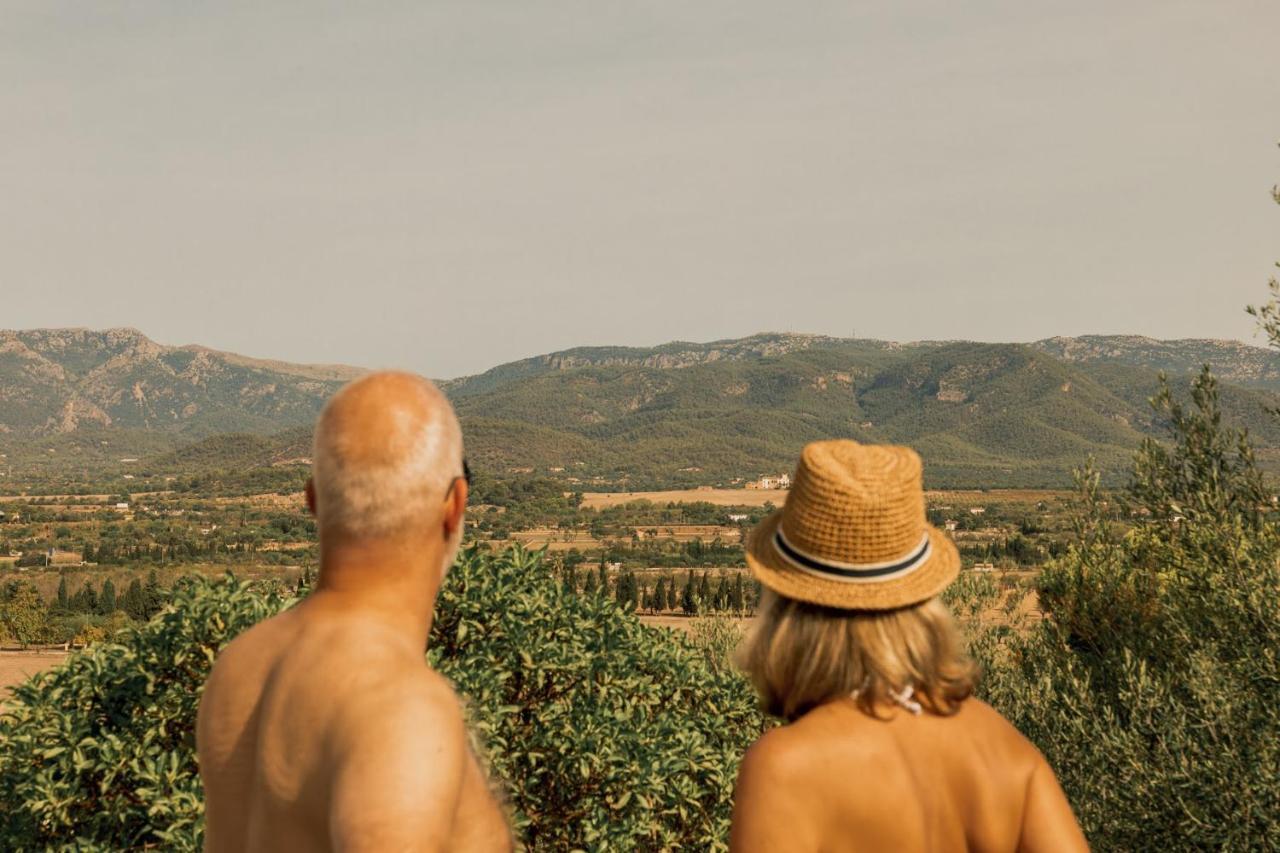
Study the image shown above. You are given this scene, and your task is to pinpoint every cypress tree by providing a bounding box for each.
[625,572,639,611]
[583,569,599,597]
[99,579,117,615]
[55,576,69,613]
[143,570,163,616]
[76,582,98,614]
[681,569,698,615]
[729,573,746,613]
[697,571,711,607]
[124,578,145,620]
[597,561,609,597]
[615,570,628,606]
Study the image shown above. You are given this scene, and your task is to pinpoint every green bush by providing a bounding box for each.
[975,369,1280,850]
[0,548,764,850]
[0,576,285,850]
[431,546,765,850]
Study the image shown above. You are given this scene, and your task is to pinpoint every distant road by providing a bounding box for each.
[580,489,791,509]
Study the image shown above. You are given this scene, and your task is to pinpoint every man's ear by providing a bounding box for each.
[443,478,467,537]
[305,478,317,516]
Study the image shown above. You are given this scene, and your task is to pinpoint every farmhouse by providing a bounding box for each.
[746,473,792,490]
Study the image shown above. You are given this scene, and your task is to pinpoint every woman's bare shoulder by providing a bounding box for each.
[952,698,1048,764]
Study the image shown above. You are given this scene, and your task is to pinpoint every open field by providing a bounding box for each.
[581,489,791,509]
[0,651,69,698]
[581,488,1073,510]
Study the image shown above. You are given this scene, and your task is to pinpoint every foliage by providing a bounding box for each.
[975,367,1280,850]
[0,547,766,850]
[0,575,287,850]
[0,581,47,648]
[687,614,747,675]
[430,546,766,850]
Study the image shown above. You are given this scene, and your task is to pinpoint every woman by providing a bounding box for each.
[731,440,1087,852]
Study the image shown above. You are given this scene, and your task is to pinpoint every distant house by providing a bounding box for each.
[968,507,986,516]
[971,562,996,572]
[750,473,793,490]
[728,513,749,523]
[115,502,130,510]
[944,520,958,532]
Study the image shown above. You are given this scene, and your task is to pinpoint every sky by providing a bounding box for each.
[3,1,1279,378]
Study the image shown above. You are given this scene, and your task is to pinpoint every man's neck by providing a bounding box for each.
[307,534,444,651]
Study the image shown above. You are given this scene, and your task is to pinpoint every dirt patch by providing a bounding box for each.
[639,614,756,635]
[0,651,70,697]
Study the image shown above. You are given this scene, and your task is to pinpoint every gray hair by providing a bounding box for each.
[311,373,463,538]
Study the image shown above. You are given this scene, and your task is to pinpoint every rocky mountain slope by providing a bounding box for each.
[0,328,363,437]
[3,328,1277,488]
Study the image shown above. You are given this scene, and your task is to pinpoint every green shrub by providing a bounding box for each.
[975,368,1280,850]
[430,546,766,850]
[0,575,286,850]
[0,547,765,850]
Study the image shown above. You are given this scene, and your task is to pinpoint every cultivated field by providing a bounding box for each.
[0,651,69,698]
[581,487,1072,510]
[581,489,791,509]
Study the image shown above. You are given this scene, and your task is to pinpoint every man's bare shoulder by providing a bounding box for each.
[324,665,477,850]
[201,610,296,699]
[330,662,467,751]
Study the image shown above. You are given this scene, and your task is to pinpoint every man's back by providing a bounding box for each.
[731,698,1088,852]
[197,601,510,852]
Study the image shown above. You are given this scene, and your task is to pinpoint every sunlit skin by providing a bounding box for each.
[197,373,511,853]
[730,696,1089,853]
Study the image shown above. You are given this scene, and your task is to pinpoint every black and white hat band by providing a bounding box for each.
[772,529,932,583]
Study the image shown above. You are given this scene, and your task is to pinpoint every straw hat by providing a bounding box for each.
[746,440,958,610]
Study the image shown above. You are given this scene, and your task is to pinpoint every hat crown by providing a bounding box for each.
[779,441,926,565]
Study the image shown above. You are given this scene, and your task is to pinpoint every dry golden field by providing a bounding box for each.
[0,651,69,698]
[580,489,791,509]
[581,487,1071,510]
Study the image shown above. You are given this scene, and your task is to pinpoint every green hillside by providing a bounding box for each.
[5,329,1280,490]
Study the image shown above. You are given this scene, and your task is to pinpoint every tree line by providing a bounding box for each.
[554,559,761,616]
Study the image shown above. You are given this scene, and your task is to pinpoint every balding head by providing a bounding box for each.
[311,372,464,540]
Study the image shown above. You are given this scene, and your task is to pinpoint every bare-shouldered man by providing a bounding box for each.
[197,372,511,852]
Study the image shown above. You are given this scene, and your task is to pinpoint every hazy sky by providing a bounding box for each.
[3,1,1278,378]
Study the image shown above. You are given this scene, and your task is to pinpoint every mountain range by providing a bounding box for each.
[2,327,1279,489]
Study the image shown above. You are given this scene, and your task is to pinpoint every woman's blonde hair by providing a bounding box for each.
[739,589,978,721]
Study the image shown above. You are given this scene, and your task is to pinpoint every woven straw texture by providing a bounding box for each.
[746,440,959,610]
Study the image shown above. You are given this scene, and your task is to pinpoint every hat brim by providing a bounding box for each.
[745,509,960,611]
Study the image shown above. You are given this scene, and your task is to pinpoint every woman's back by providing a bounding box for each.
[731,698,1087,852]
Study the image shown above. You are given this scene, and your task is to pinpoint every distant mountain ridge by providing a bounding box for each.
[3,328,1278,488]
[1029,335,1280,389]
[0,327,364,437]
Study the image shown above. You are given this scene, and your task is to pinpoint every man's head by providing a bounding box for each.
[308,371,466,572]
